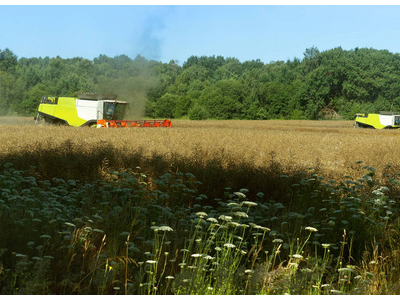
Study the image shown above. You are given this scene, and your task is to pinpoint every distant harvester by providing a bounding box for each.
[354,112,400,129]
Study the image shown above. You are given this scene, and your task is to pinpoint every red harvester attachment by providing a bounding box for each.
[97,119,172,128]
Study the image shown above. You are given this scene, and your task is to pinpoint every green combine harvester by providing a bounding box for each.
[354,112,400,129]
[35,93,172,128]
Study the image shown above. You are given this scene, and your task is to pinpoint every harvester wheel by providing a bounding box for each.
[44,117,52,125]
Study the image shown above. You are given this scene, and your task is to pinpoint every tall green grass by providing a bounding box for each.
[1,157,400,294]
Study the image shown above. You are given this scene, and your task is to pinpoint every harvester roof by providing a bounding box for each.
[77,93,118,100]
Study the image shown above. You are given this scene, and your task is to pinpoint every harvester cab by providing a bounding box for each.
[35,93,172,128]
[354,112,400,129]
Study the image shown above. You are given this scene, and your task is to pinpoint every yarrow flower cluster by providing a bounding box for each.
[159,226,173,232]
[242,201,257,207]
[207,217,218,223]
[196,212,208,217]
[219,215,233,222]
[191,253,202,258]
[234,192,246,199]
[305,226,318,232]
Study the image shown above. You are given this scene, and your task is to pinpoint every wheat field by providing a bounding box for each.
[0,117,399,181]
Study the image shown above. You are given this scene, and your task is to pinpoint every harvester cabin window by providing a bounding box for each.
[41,97,58,104]
[395,116,400,126]
[104,102,127,120]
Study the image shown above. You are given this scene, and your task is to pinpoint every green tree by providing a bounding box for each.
[200,79,244,119]
[153,93,178,118]
[18,83,49,115]
[188,102,209,120]
[0,71,23,114]
[0,48,18,73]
[302,46,321,74]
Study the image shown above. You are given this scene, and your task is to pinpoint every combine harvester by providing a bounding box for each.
[354,112,400,129]
[35,93,171,128]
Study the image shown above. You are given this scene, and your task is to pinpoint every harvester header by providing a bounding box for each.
[96,119,172,128]
[35,93,171,128]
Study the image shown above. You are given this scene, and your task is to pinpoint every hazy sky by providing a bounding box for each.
[0,2,398,64]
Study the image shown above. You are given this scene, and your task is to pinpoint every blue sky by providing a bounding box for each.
[0,3,399,64]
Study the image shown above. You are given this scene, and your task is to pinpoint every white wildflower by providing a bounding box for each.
[196,212,208,217]
[338,268,353,272]
[233,211,249,218]
[191,253,202,257]
[242,201,257,207]
[227,221,241,227]
[158,226,173,232]
[260,226,271,231]
[305,226,318,232]
[234,192,246,198]
[15,253,28,258]
[207,217,218,223]
[219,215,232,221]
[146,260,157,264]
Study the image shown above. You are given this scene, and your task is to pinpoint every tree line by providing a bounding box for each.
[1,46,400,120]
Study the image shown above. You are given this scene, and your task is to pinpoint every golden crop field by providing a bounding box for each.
[0,117,399,182]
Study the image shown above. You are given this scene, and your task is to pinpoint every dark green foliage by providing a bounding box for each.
[1,157,400,294]
[2,47,400,119]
